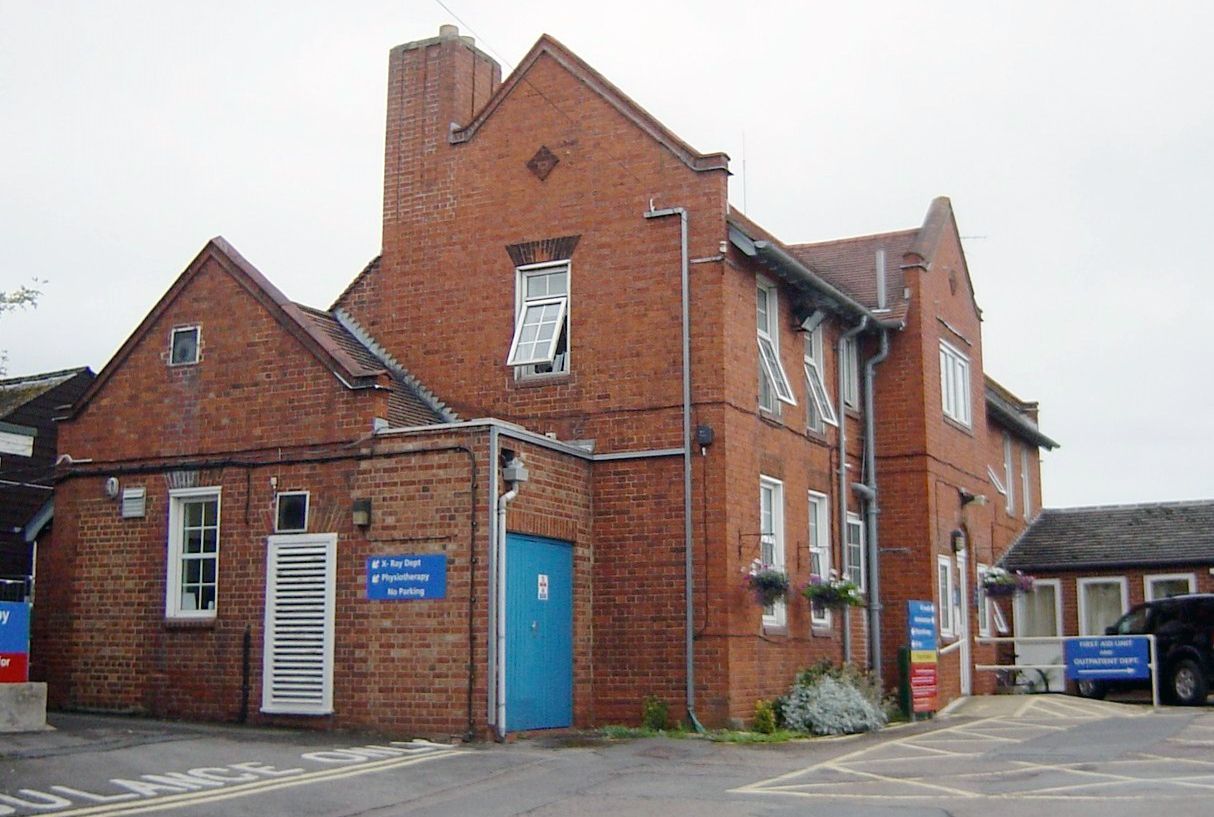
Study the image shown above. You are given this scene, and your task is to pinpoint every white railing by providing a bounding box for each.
[972,634,1161,709]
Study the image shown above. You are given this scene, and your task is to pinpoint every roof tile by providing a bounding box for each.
[1004,500,1214,570]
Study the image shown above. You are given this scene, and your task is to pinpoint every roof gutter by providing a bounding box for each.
[985,393,1059,450]
[729,223,903,329]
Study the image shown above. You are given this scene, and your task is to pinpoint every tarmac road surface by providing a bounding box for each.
[3,696,1212,817]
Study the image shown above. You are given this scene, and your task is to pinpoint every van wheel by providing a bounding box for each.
[1076,680,1107,700]
[1168,659,1208,706]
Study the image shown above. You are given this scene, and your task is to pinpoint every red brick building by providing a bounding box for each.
[36,26,1056,736]
[997,500,1214,692]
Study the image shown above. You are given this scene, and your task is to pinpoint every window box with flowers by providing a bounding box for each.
[981,566,1035,598]
[802,571,865,608]
[745,562,790,607]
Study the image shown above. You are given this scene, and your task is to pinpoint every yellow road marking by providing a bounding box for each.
[16,748,464,817]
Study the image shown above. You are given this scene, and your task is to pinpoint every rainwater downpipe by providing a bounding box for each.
[861,329,891,684]
[643,203,702,732]
[494,470,519,740]
[838,317,868,664]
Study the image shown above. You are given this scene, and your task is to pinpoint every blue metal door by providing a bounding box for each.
[506,533,573,731]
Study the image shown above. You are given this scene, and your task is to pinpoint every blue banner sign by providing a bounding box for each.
[1064,636,1150,681]
[908,600,938,652]
[366,554,447,600]
[0,601,31,682]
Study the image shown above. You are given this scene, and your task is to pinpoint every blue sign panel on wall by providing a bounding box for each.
[366,554,447,600]
[1064,636,1150,681]
[0,601,30,653]
[0,601,31,683]
[907,600,938,652]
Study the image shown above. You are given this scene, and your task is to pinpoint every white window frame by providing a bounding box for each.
[759,476,786,627]
[937,554,954,637]
[803,325,838,430]
[274,491,310,534]
[987,465,1007,497]
[845,512,865,591]
[507,261,570,375]
[841,336,860,409]
[1021,447,1032,520]
[170,325,200,366]
[991,599,1010,635]
[1003,432,1015,515]
[808,491,831,627]
[756,278,796,409]
[976,563,991,637]
[1077,576,1128,636]
[1145,572,1196,601]
[166,486,221,620]
[939,340,971,427]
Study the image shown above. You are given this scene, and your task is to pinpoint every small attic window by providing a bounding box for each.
[275,492,309,533]
[170,326,200,365]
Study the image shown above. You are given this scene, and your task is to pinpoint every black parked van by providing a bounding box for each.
[1077,593,1214,705]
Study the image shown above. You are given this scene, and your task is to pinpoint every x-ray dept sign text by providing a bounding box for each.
[366,555,447,600]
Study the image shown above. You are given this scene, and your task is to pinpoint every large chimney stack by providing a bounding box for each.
[382,25,501,253]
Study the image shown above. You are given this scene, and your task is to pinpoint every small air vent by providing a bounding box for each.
[121,487,146,518]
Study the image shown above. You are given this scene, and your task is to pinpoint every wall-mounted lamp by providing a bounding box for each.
[959,489,987,507]
[950,529,966,553]
[352,498,372,527]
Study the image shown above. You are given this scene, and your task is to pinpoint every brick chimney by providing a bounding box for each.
[382,25,501,253]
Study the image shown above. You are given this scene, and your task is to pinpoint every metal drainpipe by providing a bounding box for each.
[643,204,702,732]
[495,477,519,740]
[838,317,868,664]
[862,329,891,683]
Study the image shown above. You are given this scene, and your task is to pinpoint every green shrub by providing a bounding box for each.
[779,660,887,736]
[641,695,669,731]
[753,699,776,734]
[793,659,884,709]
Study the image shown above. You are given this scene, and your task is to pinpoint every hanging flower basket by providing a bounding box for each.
[981,566,1035,598]
[744,564,790,607]
[802,571,865,608]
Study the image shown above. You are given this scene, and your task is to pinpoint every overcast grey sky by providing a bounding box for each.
[3,1,1212,508]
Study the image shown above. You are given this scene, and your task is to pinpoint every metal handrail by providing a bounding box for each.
[970,634,1160,709]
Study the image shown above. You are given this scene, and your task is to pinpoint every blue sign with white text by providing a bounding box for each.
[908,600,938,651]
[1064,636,1150,681]
[366,554,447,600]
[0,601,30,652]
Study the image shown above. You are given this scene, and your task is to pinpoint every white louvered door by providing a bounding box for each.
[262,534,337,715]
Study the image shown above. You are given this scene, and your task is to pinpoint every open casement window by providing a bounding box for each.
[845,512,865,591]
[166,487,220,619]
[939,340,972,426]
[759,476,786,627]
[756,279,796,409]
[808,491,831,626]
[803,326,838,430]
[507,263,569,374]
[987,465,1007,497]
